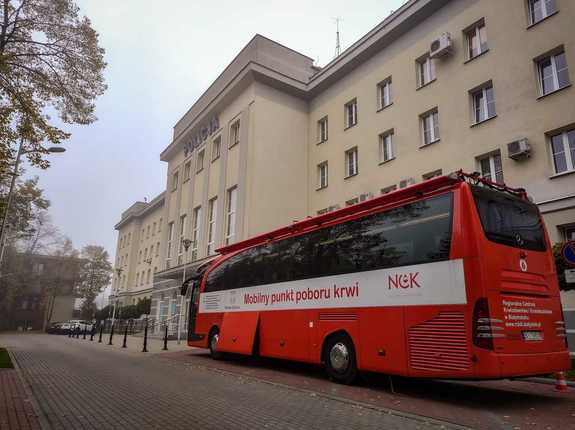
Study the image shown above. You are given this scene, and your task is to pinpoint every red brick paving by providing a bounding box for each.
[0,369,41,430]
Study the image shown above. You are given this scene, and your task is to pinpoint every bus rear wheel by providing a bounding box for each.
[208,328,223,360]
[324,333,357,385]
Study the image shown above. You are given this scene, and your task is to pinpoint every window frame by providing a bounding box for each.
[477,150,505,183]
[166,221,174,268]
[211,136,221,162]
[191,206,201,261]
[345,147,359,178]
[317,161,328,190]
[230,120,241,148]
[207,197,218,255]
[549,129,575,175]
[470,81,497,125]
[420,109,440,147]
[416,54,436,88]
[527,0,558,26]
[225,187,238,245]
[317,116,329,144]
[344,99,358,129]
[183,161,191,182]
[465,19,488,61]
[178,214,187,265]
[171,171,179,192]
[378,130,395,164]
[536,50,570,97]
[377,77,393,111]
[196,148,205,173]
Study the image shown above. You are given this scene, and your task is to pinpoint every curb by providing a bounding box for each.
[521,376,575,388]
[175,358,472,430]
[7,349,51,430]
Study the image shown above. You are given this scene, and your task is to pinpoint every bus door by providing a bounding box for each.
[187,280,201,341]
[470,185,566,355]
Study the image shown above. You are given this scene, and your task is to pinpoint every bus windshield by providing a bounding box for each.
[471,185,546,251]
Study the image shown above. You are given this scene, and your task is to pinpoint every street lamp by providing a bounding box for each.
[0,139,66,265]
[111,267,123,327]
[177,238,193,344]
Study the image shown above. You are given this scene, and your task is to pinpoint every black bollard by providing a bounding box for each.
[90,327,95,341]
[68,327,72,338]
[122,324,128,348]
[98,325,103,343]
[76,326,80,338]
[163,325,168,351]
[142,321,148,353]
[108,323,114,345]
[82,326,87,340]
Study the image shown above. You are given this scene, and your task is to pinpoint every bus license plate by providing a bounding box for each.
[522,331,543,341]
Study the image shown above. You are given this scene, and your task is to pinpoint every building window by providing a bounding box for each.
[528,0,557,25]
[212,136,221,161]
[152,222,156,236]
[183,162,191,181]
[381,184,397,194]
[465,19,488,60]
[196,148,205,173]
[422,169,443,180]
[135,273,139,286]
[471,82,496,124]
[478,151,504,183]
[550,128,575,174]
[138,250,142,263]
[178,214,187,265]
[537,50,570,96]
[149,245,154,258]
[230,120,240,148]
[344,99,358,129]
[207,198,217,255]
[317,161,328,189]
[156,242,160,257]
[561,224,575,241]
[140,271,144,286]
[345,147,358,178]
[225,187,238,245]
[166,222,174,268]
[171,172,178,192]
[421,109,440,146]
[146,225,150,238]
[416,54,436,87]
[377,78,392,110]
[146,269,151,285]
[317,117,328,143]
[378,130,394,163]
[191,206,201,260]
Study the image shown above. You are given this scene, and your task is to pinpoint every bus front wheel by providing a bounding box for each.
[324,333,358,384]
[208,328,223,360]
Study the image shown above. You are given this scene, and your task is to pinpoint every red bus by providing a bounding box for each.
[185,172,569,383]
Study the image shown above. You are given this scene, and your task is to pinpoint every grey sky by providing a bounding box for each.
[24,0,406,274]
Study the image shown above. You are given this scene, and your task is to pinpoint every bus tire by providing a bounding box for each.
[208,327,223,360]
[323,333,358,385]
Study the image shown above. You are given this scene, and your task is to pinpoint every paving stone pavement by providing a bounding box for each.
[0,334,463,430]
[0,368,41,430]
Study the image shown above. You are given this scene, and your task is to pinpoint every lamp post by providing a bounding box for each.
[111,267,123,328]
[0,140,66,265]
[178,238,193,344]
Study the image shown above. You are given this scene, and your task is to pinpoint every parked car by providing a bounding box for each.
[46,322,66,334]
[67,320,94,333]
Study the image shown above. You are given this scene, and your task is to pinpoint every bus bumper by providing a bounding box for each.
[480,350,571,378]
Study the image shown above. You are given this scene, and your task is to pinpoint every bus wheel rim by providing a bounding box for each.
[330,342,349,372]
[211,333,219,352]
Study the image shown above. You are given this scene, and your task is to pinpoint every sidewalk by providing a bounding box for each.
[0,367,41,430]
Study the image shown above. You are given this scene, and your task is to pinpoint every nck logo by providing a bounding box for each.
[388,272,421,289]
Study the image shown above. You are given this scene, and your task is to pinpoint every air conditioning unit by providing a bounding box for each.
[399,178,416,189]
[430,32,453,59]
[328,204,340,212]
[359,192,374,202]
[507,138,531,160]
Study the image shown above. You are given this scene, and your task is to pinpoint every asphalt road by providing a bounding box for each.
[0,333,460,430]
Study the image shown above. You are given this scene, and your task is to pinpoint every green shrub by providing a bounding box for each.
[0,348,13,368]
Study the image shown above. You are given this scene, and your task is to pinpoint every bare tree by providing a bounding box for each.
[77,245,111,319]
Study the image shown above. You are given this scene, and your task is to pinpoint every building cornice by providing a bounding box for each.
[115,191,166,230]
